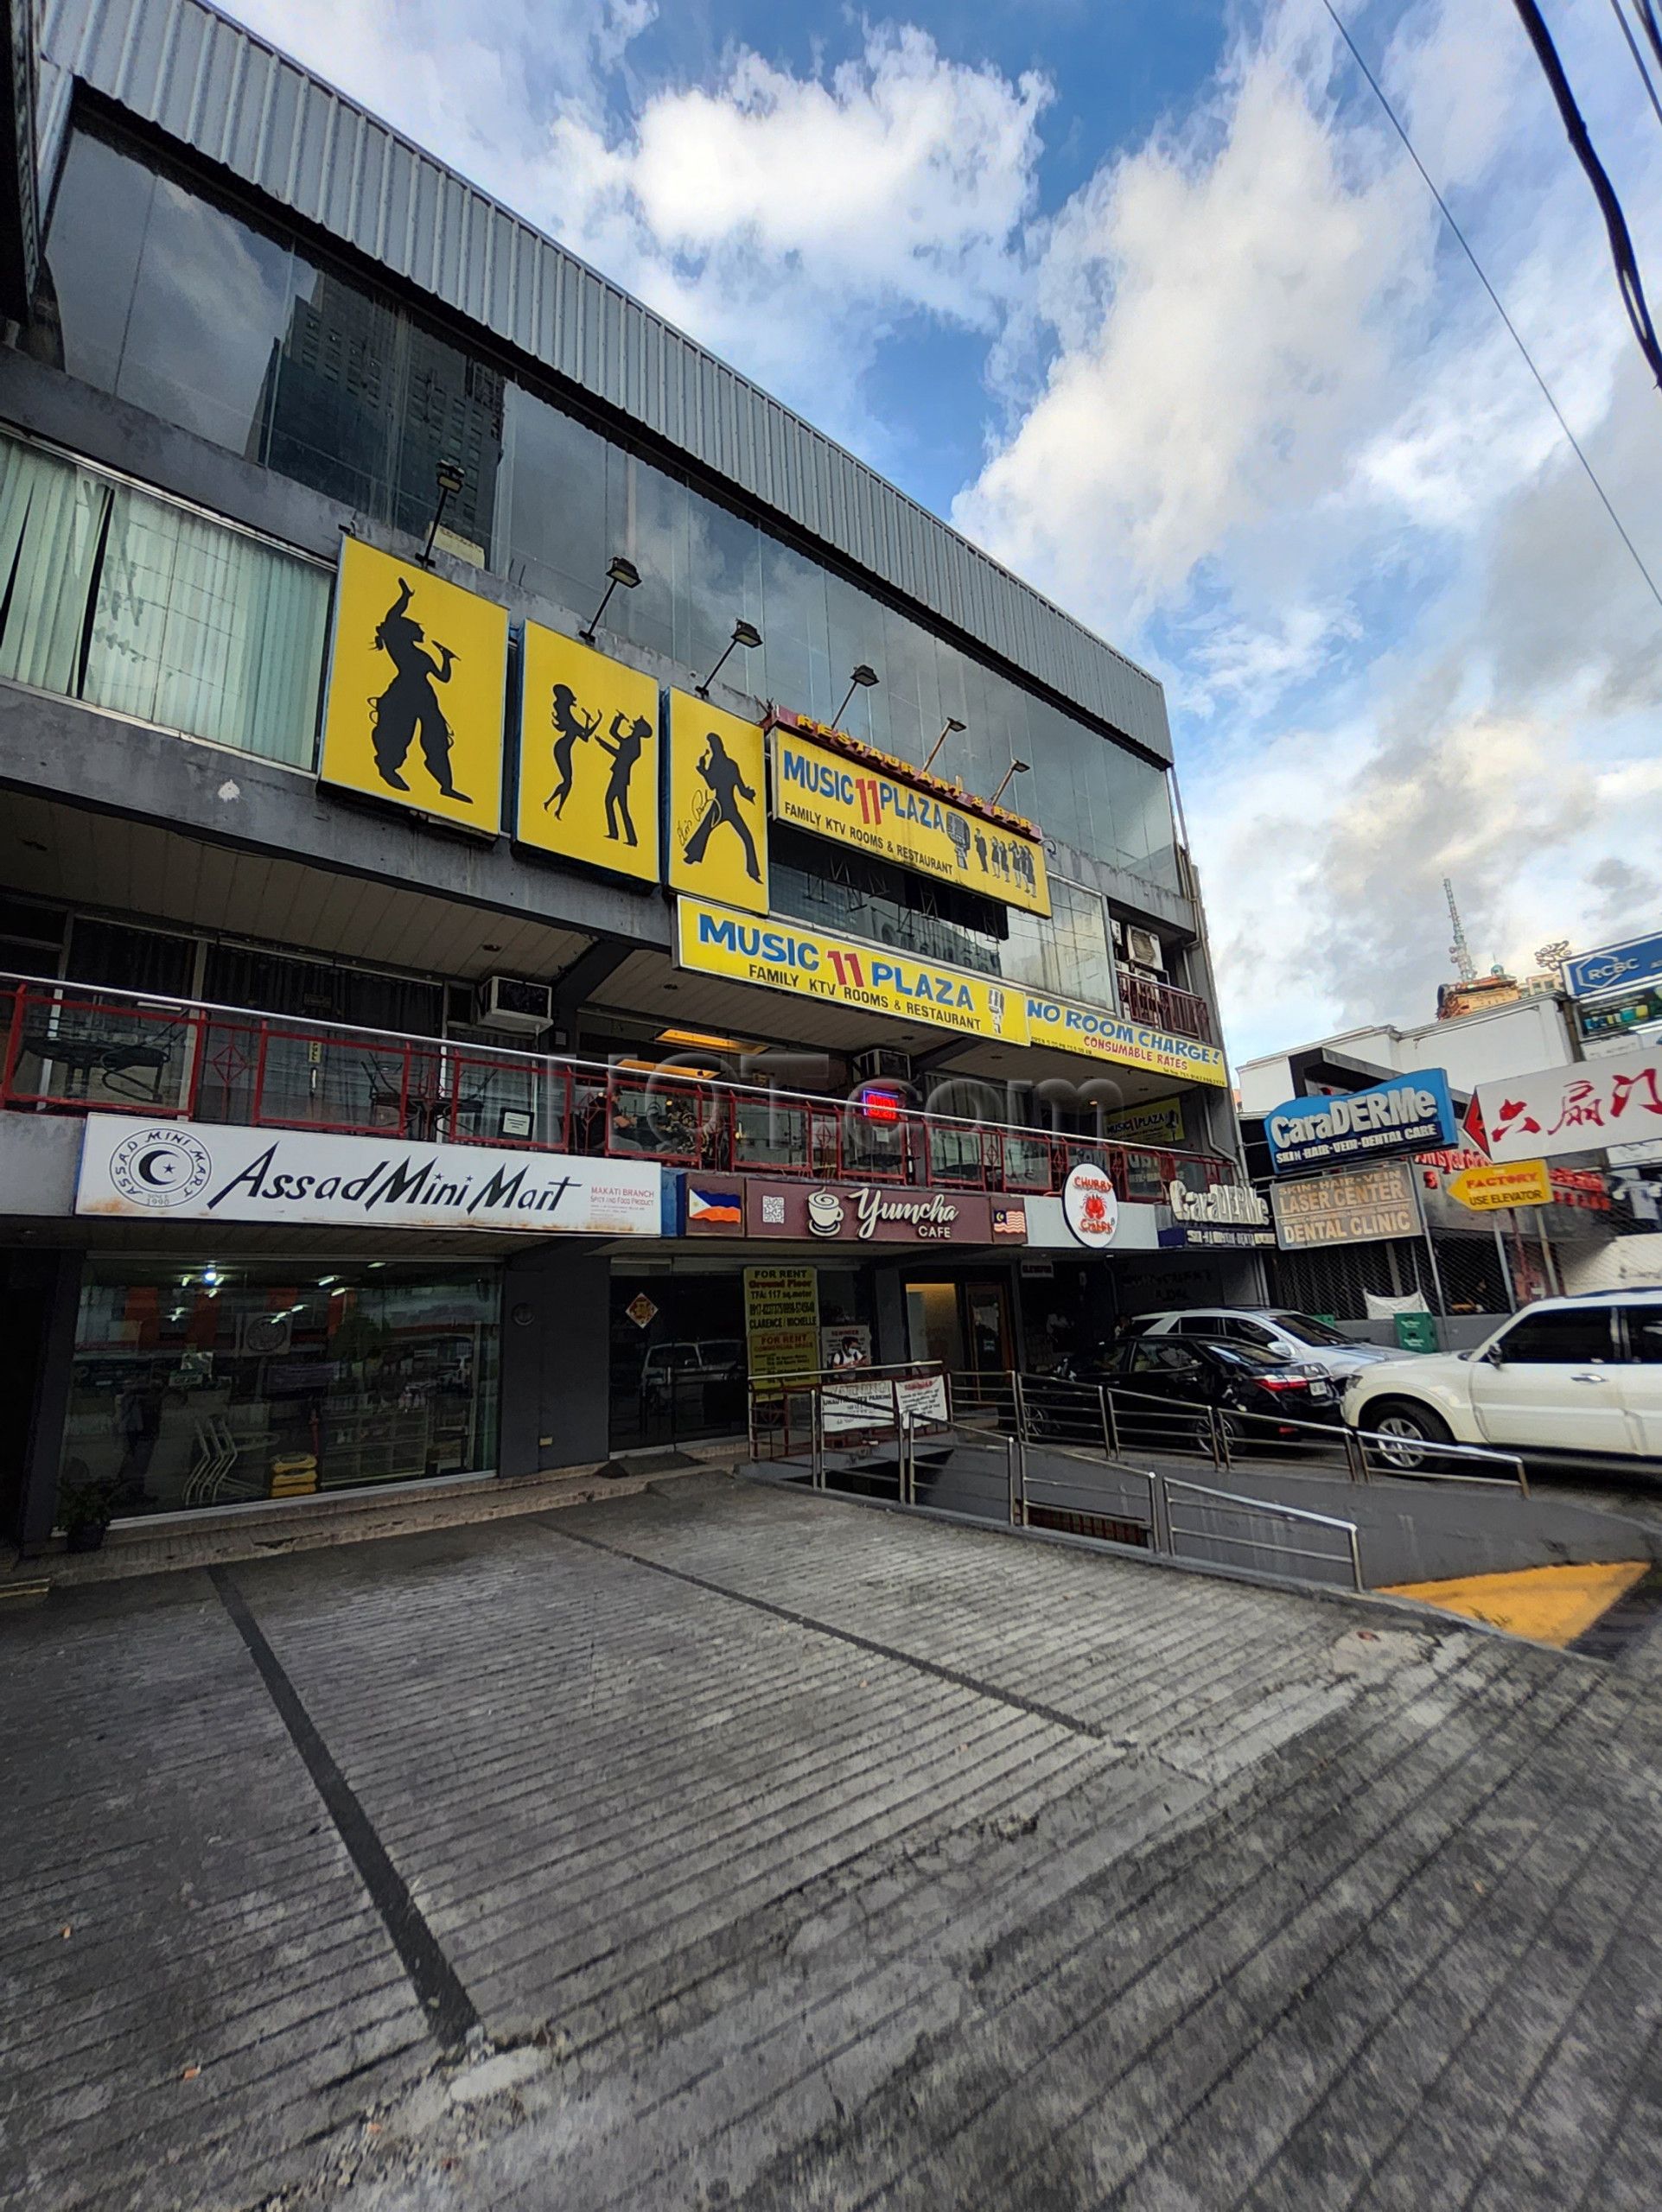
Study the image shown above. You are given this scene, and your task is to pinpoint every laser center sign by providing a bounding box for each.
[676,898,1029,1046]
[772,726,1050,917]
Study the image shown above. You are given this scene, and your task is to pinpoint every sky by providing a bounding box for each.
[220,0,1662,1069]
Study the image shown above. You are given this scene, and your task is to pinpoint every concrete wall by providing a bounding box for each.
[497,1243,614,1476]
[0,1111,80,1211]
[1238,996,1578,1114]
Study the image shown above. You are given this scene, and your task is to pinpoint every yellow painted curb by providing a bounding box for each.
[1383,1560,1650,1647]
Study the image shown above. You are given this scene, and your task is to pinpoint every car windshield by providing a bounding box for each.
[1270,1311,1355,1347]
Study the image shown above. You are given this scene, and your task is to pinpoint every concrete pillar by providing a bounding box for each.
[498,1243,613,1475]
[1,1249,84,1554]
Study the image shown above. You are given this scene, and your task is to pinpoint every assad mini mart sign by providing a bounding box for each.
[76,1117,667,1236]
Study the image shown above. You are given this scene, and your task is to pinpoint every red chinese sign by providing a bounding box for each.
[1463,1050,1662,1166]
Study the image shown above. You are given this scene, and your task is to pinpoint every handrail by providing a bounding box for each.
[1160,1477,1365,1590]
[0,970,1243,1200]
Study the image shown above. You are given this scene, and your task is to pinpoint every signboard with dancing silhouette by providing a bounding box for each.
[667,691,769,915]
[318,537,508,834]
[515,624,659,885]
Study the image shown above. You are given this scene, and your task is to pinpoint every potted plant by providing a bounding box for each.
[58,1470,118,1554]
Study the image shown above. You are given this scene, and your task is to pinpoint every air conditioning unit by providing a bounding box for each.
[854,1047,914,1084]
[1124,927,1166,972]
[476,976,553,1034]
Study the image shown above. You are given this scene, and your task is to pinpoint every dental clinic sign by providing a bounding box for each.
[76,1117,666,1236]
[1264,1070,1457,1174]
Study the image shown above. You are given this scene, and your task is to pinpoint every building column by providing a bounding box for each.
[498,1243,613,1476]
[2,1250,84,1554]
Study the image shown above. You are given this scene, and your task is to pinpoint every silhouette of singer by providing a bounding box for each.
[544,683,602,817]
[682,732,761,881]
[597,711,650,846]
[370,577,468,801]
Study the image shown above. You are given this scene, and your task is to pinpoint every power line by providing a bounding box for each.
[1608,0,1662,137]
[1319,0,1662,618]
[1509,0,1662,391]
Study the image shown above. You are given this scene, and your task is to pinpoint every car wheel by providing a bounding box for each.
[1364,1396,1453,1473]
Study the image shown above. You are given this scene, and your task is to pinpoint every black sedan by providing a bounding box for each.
[1053,1335,1341,1448]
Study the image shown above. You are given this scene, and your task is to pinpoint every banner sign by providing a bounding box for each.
[1099,1096,1188,1147]
[1265,1069,1456,1173]
[771,725,1050,917]
[1565,931,1662,1001]
[743,1179,1026,1244]
[742,1266,820,1391]
[1023,992,1229,1088]
[668,691,769,916]
[319,536,508,836]
[1449,1159,1552,1211]
[821,1371,950,1436]
[76,1117,665,1236]
[515,625,659,885]
[1464,1048,1662,1164]
[1270,1161,1421,1249]
[676,899,1030,1046]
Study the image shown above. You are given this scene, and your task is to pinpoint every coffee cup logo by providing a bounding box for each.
[806,1190,845,1237]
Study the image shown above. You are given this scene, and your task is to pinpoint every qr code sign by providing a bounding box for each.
[761,1194,786,1224]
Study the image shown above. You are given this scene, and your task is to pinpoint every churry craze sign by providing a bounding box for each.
[676,898,1030,1045]
[319,536,509,835]
[771,724,1051,918]
[1023,992,1229,1088]
[515,625,659,885]
[668,691,770,915]
[76,1118,665,1236]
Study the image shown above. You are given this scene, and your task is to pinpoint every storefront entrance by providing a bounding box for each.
[903,1274,1014,1376]
[59,1256,501,1516]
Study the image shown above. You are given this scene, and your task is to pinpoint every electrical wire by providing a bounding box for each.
[1608,0,1662,136]
[1637,0,1662,78]
[1509,0,1662,391]
[1319,0,1662,617]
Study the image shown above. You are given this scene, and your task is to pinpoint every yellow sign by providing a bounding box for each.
[1449,1158,1552,1211]
[771,726,1050,917]
[319,537,508,834]
[1023,992,1229,1088]
[1100,1096,1188,1147]
[678,899,1030,1046]
[514,625,659,884]
[668,691,769,915]
[744,1266,821,1396]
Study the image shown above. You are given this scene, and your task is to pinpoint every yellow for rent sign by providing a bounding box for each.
[1449,1159,1552,1211]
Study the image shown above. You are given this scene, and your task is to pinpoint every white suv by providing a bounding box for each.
[1128,1307,1408,1384]
[1341,1293,1662,1468]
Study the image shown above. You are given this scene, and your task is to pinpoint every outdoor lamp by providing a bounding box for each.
[581,556,641,641]
[420,456,468,566]
[832,663,880,727]
[696,617,763,698]
[990,757,1031,807]
[921,716,967,776]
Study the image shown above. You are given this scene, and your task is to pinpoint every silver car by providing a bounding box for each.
[1125,1306,1409,1384]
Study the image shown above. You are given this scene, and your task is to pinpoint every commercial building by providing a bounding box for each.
[0,0,1254,1548]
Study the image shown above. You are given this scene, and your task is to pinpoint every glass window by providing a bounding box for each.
[1494,1308,1614,1363]
[58,1258,500,1517]
[1620,1306,1662,1362]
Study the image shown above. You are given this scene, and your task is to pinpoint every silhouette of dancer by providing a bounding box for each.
[544,683,602,817]
[597,710,649,846]
[370,577,467,800]
[682,732,761,881]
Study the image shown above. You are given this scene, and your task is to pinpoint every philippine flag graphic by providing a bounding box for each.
[688,1185,742,1227]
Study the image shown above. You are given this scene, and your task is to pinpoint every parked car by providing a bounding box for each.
[640,1338,744,1414]
[1125,1306,1408,1382]
[1340,1292,1662,1469]
[1054,1336,1342,1448]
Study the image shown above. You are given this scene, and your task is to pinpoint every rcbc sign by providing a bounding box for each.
[1062,1162,1120,1249]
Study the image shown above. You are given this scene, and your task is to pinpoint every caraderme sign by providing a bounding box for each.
[76,1117,666,1236]
[1264,1069,1456,1173]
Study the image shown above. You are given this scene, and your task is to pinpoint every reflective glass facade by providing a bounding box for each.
[39,124,1179,893]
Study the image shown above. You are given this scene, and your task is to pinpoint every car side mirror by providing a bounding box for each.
[1483,1346,1506,1368]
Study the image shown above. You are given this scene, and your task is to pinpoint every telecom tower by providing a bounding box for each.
[1444,877,1477,985]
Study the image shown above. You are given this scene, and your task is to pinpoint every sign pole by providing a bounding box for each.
[1491,1217,1518,1313]
[1413,1172,1449,1322]
[1537,1210,1560,1297]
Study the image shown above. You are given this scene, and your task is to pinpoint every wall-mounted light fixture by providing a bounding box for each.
[696,618,762,698]
[921,716,966,776]
[581,556,640,642]
[989,757,1031,807]
[832,663,880,728]
[420,457,467,566]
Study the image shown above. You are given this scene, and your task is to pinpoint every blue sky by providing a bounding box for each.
[225,0,1662,1067]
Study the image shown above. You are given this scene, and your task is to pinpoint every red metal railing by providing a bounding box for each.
[1116,965,1214,1044]
[0,975,1239,1205]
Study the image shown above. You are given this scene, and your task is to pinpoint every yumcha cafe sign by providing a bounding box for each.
[1264,1069,1457,1174]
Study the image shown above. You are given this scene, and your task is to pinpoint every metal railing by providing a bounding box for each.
[954,1369,1530,1495]
[1115,965,1214,1043]
[0,972,1241,1205]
